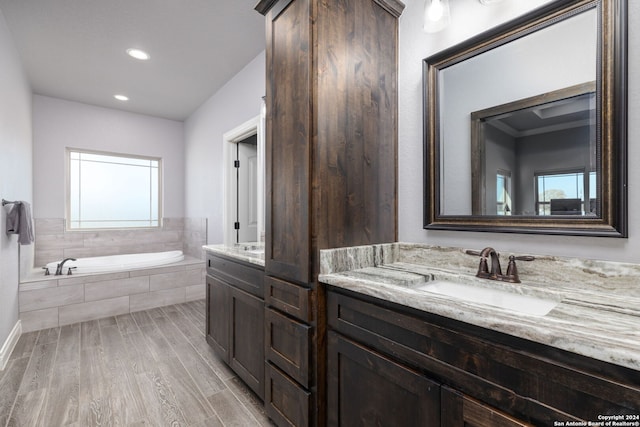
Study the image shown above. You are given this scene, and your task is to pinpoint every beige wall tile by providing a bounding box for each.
[185,262,205,271]
[163,217,185,230]
[149,271,187,292]
[130,264,185,277]
[81,230,183,248]
[19,279,59,292]
[20,307,59,332]
[85,276,150,302]
[34,218,190,266]
[19,284,84,313]
[34,218,64,235]
[185,284,205,301]
[130,288,185,312]
[59,296,129,326]
[185,268,204,286]
[34,249,64,268]
[60,271,130,286]
[34,233,84,250]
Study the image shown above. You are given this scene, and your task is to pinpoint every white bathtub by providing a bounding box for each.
[45,250,185,275]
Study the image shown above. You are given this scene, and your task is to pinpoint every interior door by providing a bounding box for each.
[237,139,258,243]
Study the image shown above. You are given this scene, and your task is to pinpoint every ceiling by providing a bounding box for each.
[0,0,265,121]
[487,93,595,138]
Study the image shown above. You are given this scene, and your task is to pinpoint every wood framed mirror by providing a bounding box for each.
[423,0,627,237]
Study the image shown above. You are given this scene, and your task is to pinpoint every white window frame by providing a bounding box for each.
[65,148,163,230]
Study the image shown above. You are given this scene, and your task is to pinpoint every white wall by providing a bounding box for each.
[398,0,640,263]
[184,51,266,245]
[32,95,185,219]
[0,9,32,348]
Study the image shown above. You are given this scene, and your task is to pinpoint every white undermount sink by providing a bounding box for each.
[235,244,264,255]
[413,280,560,316]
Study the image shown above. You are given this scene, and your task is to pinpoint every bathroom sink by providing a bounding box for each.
[234,244,264,255]
[413,280,560,316]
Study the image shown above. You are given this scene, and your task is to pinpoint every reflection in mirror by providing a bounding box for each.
[423,0,628,237]
[471,82,597,217]
[438,7,597,216]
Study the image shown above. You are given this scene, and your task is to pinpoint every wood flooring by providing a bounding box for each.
[0,300,273,427]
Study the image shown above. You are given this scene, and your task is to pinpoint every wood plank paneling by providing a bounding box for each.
[315,0,398,252]
[265,0,312,284]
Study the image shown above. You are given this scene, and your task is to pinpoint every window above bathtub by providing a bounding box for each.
[66,148,162,230]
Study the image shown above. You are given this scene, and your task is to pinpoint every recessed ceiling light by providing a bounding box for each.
[126,48,150,61]
[114,94,129,101]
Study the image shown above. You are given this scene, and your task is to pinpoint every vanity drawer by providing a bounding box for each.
[265,276,311,321]
[265,307,311,386]
[265,361,311,427]
[207,253,264,298]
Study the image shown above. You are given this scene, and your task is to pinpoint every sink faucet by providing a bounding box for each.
[466,248,534,283]
[478,247,502,279]
[55,258,77,276]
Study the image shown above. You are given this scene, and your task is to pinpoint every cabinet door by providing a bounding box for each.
[265,307,311,386]
[327,331,440,426]
[229,286,265,400]
[264,0,311,284]
[206,275,230,362]
[442,387,533,427]
[265,361,311,427]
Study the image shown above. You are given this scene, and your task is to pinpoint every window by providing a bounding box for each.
[535,170,595,215]
[496,170,512,216]
[67,149,161,229]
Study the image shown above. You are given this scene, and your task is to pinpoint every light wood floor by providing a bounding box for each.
[0,300,273,427]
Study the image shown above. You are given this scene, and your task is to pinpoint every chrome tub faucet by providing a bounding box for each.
[55,258,77,276]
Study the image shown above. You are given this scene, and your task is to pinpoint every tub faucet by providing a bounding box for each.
[55,258,77,276]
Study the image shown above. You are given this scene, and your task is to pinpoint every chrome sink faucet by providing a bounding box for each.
[55,258,77,276]
[466,248,534,283]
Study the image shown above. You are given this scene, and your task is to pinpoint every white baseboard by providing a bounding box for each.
[0,320,22,371]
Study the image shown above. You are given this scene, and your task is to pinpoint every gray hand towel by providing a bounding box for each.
[6,203,20,234]
[5,201,34,245]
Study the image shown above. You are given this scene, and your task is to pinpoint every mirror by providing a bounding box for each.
[423,0,627,236]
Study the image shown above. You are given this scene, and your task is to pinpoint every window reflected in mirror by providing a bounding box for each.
[496,170,511,216]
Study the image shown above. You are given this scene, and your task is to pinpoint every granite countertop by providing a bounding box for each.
[203,243,265,267]
[319,243,640,372]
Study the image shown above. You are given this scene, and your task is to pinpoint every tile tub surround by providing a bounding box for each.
[184,217,208,259]
[33,217,208,267]
[19,257,206,332]
[202,243,265,267]
[319,243,640,371]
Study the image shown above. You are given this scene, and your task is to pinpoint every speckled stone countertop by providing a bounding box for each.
[319,243,640,371]
[202,243,265,267]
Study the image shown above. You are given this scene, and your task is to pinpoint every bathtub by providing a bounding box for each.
[45,250,185,275]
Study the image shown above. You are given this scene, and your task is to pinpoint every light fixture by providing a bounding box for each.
[423,0,451,33]
[424,0,506,34]
[126,48,150,61]
[114,94,129,101]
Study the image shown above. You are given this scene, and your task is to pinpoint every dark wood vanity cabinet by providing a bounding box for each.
[328,331,441,426]
[440,387,532,427]
[206,253,265,399]
[255,0,404,425]
[327,287,640,426]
